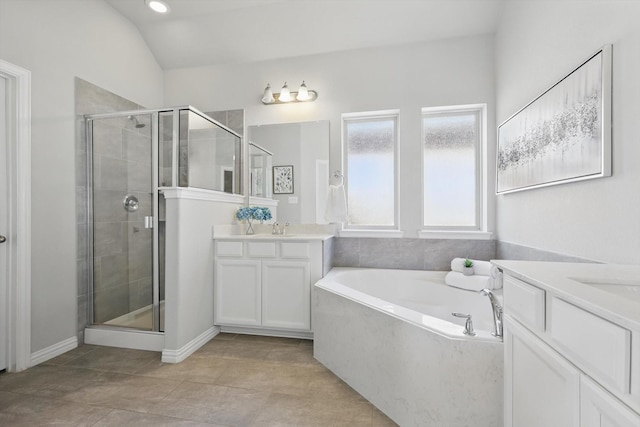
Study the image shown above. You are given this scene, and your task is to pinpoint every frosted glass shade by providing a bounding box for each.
[296,81,310,101]
[278,83,292,102]
[261,84,275,104]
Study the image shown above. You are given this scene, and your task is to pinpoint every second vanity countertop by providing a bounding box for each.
[492,260,640,331]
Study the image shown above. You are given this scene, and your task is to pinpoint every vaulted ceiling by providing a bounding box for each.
[104,0,504,69]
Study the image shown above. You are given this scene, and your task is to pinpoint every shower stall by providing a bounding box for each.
[84,107,241,345]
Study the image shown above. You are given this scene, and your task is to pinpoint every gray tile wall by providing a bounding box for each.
[322,238,334,276]
[75,78,149,340]
[496,241,597,263]
[332,237,496,271]
[205,109,244,136]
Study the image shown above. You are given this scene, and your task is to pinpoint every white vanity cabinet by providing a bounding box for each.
[504,315,580,427]
[214,237,326,338]
[496,262,640,427]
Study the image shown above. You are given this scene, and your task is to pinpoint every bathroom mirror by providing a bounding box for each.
[248,142,273,199]
[248,121,330,224]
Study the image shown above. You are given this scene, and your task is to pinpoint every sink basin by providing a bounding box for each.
[570,277,640,303]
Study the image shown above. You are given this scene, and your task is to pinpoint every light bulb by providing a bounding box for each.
[278,82,292,102]
[296,81,310,101]
[145,0,170,13]
[261,83,275,104]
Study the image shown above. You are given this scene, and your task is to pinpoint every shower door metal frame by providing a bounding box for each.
[85,109,162,333]
[85,106,241,333]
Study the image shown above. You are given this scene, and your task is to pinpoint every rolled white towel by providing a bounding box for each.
[450,258,494,276]
[445,271,491,292]
[489,269,503,290]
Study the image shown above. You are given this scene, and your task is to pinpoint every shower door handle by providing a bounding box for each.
[144,216,153,229]
[0,235,6,243]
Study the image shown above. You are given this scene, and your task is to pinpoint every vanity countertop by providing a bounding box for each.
[492,260,640,330]
[213,233,334,241]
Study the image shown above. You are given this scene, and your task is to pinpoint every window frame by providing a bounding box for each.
[341,109,401,234]
[420,103,488,237]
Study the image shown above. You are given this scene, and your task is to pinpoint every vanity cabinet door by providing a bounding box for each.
[261,261,311,331]
[581,376,640,427]
[215,260,261,326]
[505,316,580,427]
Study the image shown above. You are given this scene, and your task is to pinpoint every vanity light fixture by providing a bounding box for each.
[261,81,318,105]
[145,0,170,14]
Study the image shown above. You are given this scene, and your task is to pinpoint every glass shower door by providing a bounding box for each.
[88,112,160,331]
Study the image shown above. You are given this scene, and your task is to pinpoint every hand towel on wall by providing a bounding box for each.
[324,184,347,223]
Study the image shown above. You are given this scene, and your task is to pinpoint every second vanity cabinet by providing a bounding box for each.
[495,262,640,427]
[214,237,327,338]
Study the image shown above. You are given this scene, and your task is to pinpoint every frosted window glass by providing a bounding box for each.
[346,118,396,226]
[423,112,478,227]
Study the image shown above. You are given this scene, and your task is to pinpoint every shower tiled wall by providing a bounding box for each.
[205,109,244,136]
[75,78,148,340]
[91,116,153,324]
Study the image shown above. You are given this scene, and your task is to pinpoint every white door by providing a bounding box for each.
[0,76,8,371]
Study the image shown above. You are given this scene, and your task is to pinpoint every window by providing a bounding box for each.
[422,104,485,231]
[343,110,399,230]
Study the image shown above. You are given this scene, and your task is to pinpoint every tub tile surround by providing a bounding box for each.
[496,240,596,263]
[333,237,496,270]
[332,237,595,271]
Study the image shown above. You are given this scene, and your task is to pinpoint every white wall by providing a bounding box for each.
[0,0,163,353]
[163,195,243,352]
[164,35,497,237]
[495,0,640,263]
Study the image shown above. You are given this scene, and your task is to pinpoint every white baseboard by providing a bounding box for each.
[84,327,164,352]
[161,326,219,364]
[30,336,78,367]
[220,325,313,340]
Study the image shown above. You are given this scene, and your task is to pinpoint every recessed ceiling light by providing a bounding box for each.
[145,0,170,14]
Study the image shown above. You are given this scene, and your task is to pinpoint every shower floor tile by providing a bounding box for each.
[0,334,397,426]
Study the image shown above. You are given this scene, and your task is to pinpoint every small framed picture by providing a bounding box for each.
[273,165,294,194]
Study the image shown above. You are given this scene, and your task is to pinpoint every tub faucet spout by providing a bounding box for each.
[481,288,503,339]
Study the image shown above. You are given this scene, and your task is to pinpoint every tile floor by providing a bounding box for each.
[0,333,397,426]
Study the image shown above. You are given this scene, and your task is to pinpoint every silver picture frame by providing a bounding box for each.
[496,44,612,194]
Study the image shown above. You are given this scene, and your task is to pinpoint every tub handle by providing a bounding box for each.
[452,312,476,336]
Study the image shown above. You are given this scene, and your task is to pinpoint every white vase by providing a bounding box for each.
[462,266,474,276]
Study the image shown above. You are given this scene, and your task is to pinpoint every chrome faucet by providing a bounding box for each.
[452,312,476,336]
[271,222,290,235]
[481,288,503,338]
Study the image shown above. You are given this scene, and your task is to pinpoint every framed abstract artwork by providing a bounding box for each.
[273,165,294,194]
[496,45,612,194]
